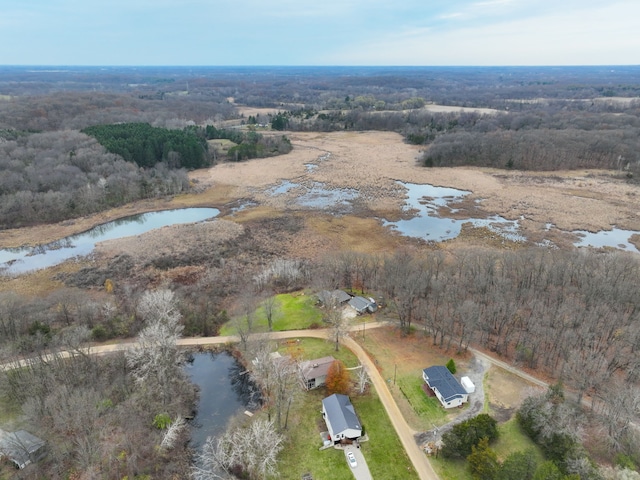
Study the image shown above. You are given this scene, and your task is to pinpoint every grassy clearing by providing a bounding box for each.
[0,392,21,425]
[278,387,418,480]
[492,417,544,462]
[359,327,457,430]
[276,337,359,368]
[397,376,447,424]
[219,291,322,335]
[431,455,470,480]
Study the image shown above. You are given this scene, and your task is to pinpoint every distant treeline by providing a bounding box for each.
[278,104,640,175]
[82,123,209,169]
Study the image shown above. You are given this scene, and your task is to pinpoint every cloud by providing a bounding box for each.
[0,0,637,65]
[323,1,640,65]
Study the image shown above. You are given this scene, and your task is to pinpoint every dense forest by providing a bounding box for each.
[82,123,210,169]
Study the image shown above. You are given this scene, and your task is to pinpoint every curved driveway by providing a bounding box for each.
[1,326,558,480]
[1,324,438,480]
[176,326,439,479]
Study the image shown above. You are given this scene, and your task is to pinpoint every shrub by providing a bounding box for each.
[441,414,498,458]
[446,358,457,374]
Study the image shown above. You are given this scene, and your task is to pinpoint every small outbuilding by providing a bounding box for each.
[0,429,46,469]
[322,393,362,443]
[423,366,469,409]
[460,376,476,394]
[299,356,336,390]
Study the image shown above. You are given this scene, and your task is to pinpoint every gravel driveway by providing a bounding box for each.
[415,353,492,447]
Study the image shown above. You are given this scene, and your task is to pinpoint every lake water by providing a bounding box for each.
[185,351,262,451]
[0,208,219,275]
[382,182,524,242]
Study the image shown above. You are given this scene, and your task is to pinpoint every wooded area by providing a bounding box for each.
[2,66,640,479]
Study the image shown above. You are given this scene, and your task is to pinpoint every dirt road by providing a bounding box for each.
[1,325,560,480]
[1,325,439,480]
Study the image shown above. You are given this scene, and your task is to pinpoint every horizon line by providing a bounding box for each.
[1,64,640,69]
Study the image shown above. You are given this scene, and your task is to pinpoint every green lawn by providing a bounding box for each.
[0,391,20,424]
[431,417,545,480]
[277,387,418,480]
[397,375,448,425]
[220,292,323,336]
[492,417,544,463]
[277,337,360,368]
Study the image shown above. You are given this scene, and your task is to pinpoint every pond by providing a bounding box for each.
[0,208,219,275]
[382,182,524,242]
[573,227,640,253]
[267,179,358,211]
[185,351,262,451]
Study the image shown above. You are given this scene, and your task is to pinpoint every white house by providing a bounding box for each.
[422,366,469,409]
[322,393,362,443]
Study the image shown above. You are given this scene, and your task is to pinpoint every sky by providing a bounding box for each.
[1,0,639,66]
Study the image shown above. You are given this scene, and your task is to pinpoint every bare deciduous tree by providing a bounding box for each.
[356,364,370,394]
[193,418,284,480]
[322,296,351,351]
[126,289,184,405]
[261,294,279,332]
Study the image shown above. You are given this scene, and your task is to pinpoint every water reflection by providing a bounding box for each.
[186,351,261,450]
[297,182,358,209]
[0,208,219,275]
[267,180,358,211]
[573,227,640,253]
[382,182,523,242]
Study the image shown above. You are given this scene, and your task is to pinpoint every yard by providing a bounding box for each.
[219,291,323,335]
[272,333,417,479]
[430,417,544,480]
[278,387,418,480]
[359,326,464,431]
[354,324,544,479]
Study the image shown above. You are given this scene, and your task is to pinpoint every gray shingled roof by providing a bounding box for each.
[348,296,376,313]
[300,356,335,381]
[322,393,361,433]
[317,290,351,305]
[423,366,467,402]
[0,429,46,469]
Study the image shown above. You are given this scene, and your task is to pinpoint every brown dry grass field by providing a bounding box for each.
[3,129,639,250]
[3,129,640,294]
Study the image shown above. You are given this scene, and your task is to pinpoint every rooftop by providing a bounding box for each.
[423,366,467,402]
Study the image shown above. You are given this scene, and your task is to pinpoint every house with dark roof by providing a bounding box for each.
[348,296,377,314]
[317,290,351,307]
[422,366,469,409]
[0,429,46,469]
[299,356,336,390]
[322,393,362,443]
